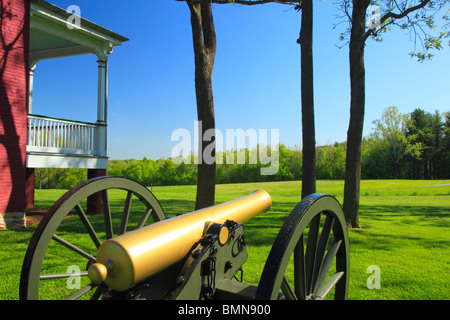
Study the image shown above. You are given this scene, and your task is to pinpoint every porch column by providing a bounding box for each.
[25,66,36,211]
[28,66,35,113]
[87,59,108,214]
[96,59,107,157]
[25,168,35,209]
[87,169,107,214]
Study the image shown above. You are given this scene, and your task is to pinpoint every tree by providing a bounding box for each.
[337,0,449,228]
[297,0,317,198]
[158,159,177,185]
[187,0,217,209]
[404,108,445,179]
[125,160,145,184]
[406,108,431,178]
[371,106,407,178]
[316,143,346,179]
[342,0,370,229]
[429,110,444,179]
[361,136,389,178]
[441,112,450,178]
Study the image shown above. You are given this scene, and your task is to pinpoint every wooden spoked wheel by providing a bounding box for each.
[20,176,166,300]
[255,194,349,300]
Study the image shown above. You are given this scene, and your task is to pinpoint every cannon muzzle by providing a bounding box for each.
[88,190,272,291]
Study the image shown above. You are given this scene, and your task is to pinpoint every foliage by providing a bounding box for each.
[35,108,449,189]
[362,107,449,179]
[364,106,408,179]
[35,168,86,189]
[403,108,447,179]
[316,142,346,180]
[335,0,450,61]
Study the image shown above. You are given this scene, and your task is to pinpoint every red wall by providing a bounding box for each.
[0,0,30,214]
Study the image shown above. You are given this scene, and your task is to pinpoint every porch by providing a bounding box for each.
[26,114,107,169]
[24,0,129,215]
[27,0,128,170]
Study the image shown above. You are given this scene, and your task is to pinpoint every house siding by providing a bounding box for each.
[0,0,30,228]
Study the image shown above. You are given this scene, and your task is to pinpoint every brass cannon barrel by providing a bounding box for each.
[88,190,272,291]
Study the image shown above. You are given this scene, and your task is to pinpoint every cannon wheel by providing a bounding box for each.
[20,176,166,300]
[255,193,349,300]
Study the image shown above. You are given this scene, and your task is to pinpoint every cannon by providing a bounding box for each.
[20,176,349,300]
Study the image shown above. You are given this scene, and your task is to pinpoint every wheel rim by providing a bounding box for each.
[20,176,166,300]
[255,193,349,300]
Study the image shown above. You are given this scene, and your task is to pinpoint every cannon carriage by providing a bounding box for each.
[20,176,349,300]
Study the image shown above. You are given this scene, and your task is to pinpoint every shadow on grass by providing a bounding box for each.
[348,204,450,253]
[360,204,450,228]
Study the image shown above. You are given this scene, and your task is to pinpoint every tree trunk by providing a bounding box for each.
[187,1,217,210]
[298,0,316,199]
[343,0,369,229]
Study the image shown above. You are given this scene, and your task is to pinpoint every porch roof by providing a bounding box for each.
[30,0,129,65]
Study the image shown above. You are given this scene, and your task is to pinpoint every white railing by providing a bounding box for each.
[27,114,106,156]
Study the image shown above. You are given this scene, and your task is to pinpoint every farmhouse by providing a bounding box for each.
[0,0,128,229]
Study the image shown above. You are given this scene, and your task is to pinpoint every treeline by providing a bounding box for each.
[362,107,450,180]
[110,144,302,186]
[35,107,449,189]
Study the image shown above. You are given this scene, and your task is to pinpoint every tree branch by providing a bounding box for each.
[363,0,431,42]
[179,0,299,6]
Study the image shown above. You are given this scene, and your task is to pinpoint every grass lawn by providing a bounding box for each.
[0,179,448,300]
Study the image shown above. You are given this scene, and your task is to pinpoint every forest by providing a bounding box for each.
[35,107,450,189]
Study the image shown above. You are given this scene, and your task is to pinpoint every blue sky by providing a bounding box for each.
[32,0,450,160]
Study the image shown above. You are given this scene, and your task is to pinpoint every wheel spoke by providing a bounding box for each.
[314,238,342,294]
[65,282,96,300]
[134,207,153,230]
[40,271,88,280]
[305,213,321,295]
[293,233,306,300]
[75,204,101,248]
[315,271,344,299]
[52,234,96,262]
[102,190,113,239]
[281,276,297,300]
[118,191,133,235]
[312,214,335,291]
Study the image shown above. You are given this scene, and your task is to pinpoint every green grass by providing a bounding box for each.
[1,179,448,300]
